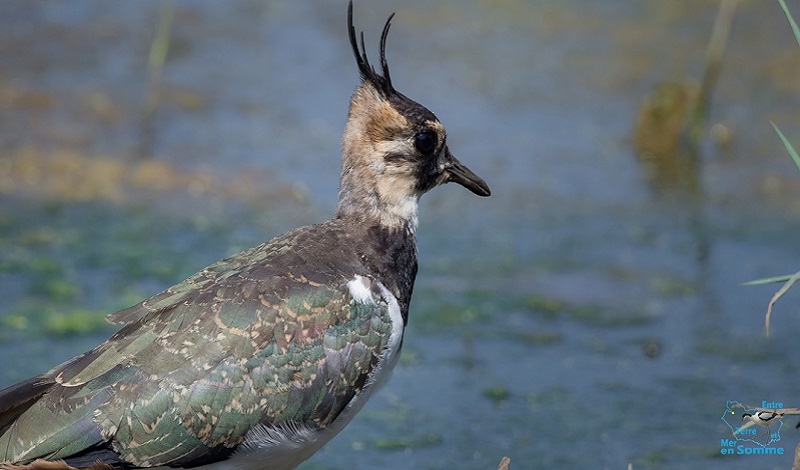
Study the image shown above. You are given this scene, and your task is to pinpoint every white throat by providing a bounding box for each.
[378,195,419,233]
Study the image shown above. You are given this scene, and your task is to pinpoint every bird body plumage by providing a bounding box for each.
[0,3,489,469]
[0,220,412,469]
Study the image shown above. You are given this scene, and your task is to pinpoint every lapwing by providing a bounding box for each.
[0,3,490,470]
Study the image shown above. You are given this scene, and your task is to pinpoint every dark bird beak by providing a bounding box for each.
[442,148,491,197]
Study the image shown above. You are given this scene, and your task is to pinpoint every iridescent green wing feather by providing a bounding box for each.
[0,231,395,467]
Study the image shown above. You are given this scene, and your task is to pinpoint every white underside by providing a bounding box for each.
[188,276,404,470]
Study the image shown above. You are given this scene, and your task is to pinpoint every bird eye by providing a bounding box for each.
[414,132,437,155]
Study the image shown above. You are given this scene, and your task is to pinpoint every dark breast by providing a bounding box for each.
[253,219,417,318]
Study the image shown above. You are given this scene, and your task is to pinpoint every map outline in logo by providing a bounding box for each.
[721,400,783,448]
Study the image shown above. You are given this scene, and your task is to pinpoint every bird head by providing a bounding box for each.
[337,2,490,230]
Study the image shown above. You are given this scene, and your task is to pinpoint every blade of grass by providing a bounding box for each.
[145,1,175,116]
[742,274,796,286]
[140,1,175,159]
[765,270,800,335]
[778,0,800,48]
[772,121,800,171]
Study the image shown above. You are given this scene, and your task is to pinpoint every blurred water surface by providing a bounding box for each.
[2,1,800,468]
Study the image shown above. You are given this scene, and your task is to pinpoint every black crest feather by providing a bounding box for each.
[348,1,396,96]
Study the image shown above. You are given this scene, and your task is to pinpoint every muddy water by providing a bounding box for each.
[2,1,800,468]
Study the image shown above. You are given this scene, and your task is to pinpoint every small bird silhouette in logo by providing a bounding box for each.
[741,411,784,445]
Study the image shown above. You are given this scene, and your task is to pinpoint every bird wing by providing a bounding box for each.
[0,235,398,468]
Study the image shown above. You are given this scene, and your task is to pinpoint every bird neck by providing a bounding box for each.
[336,92,421,232]
[335,170,420,233]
